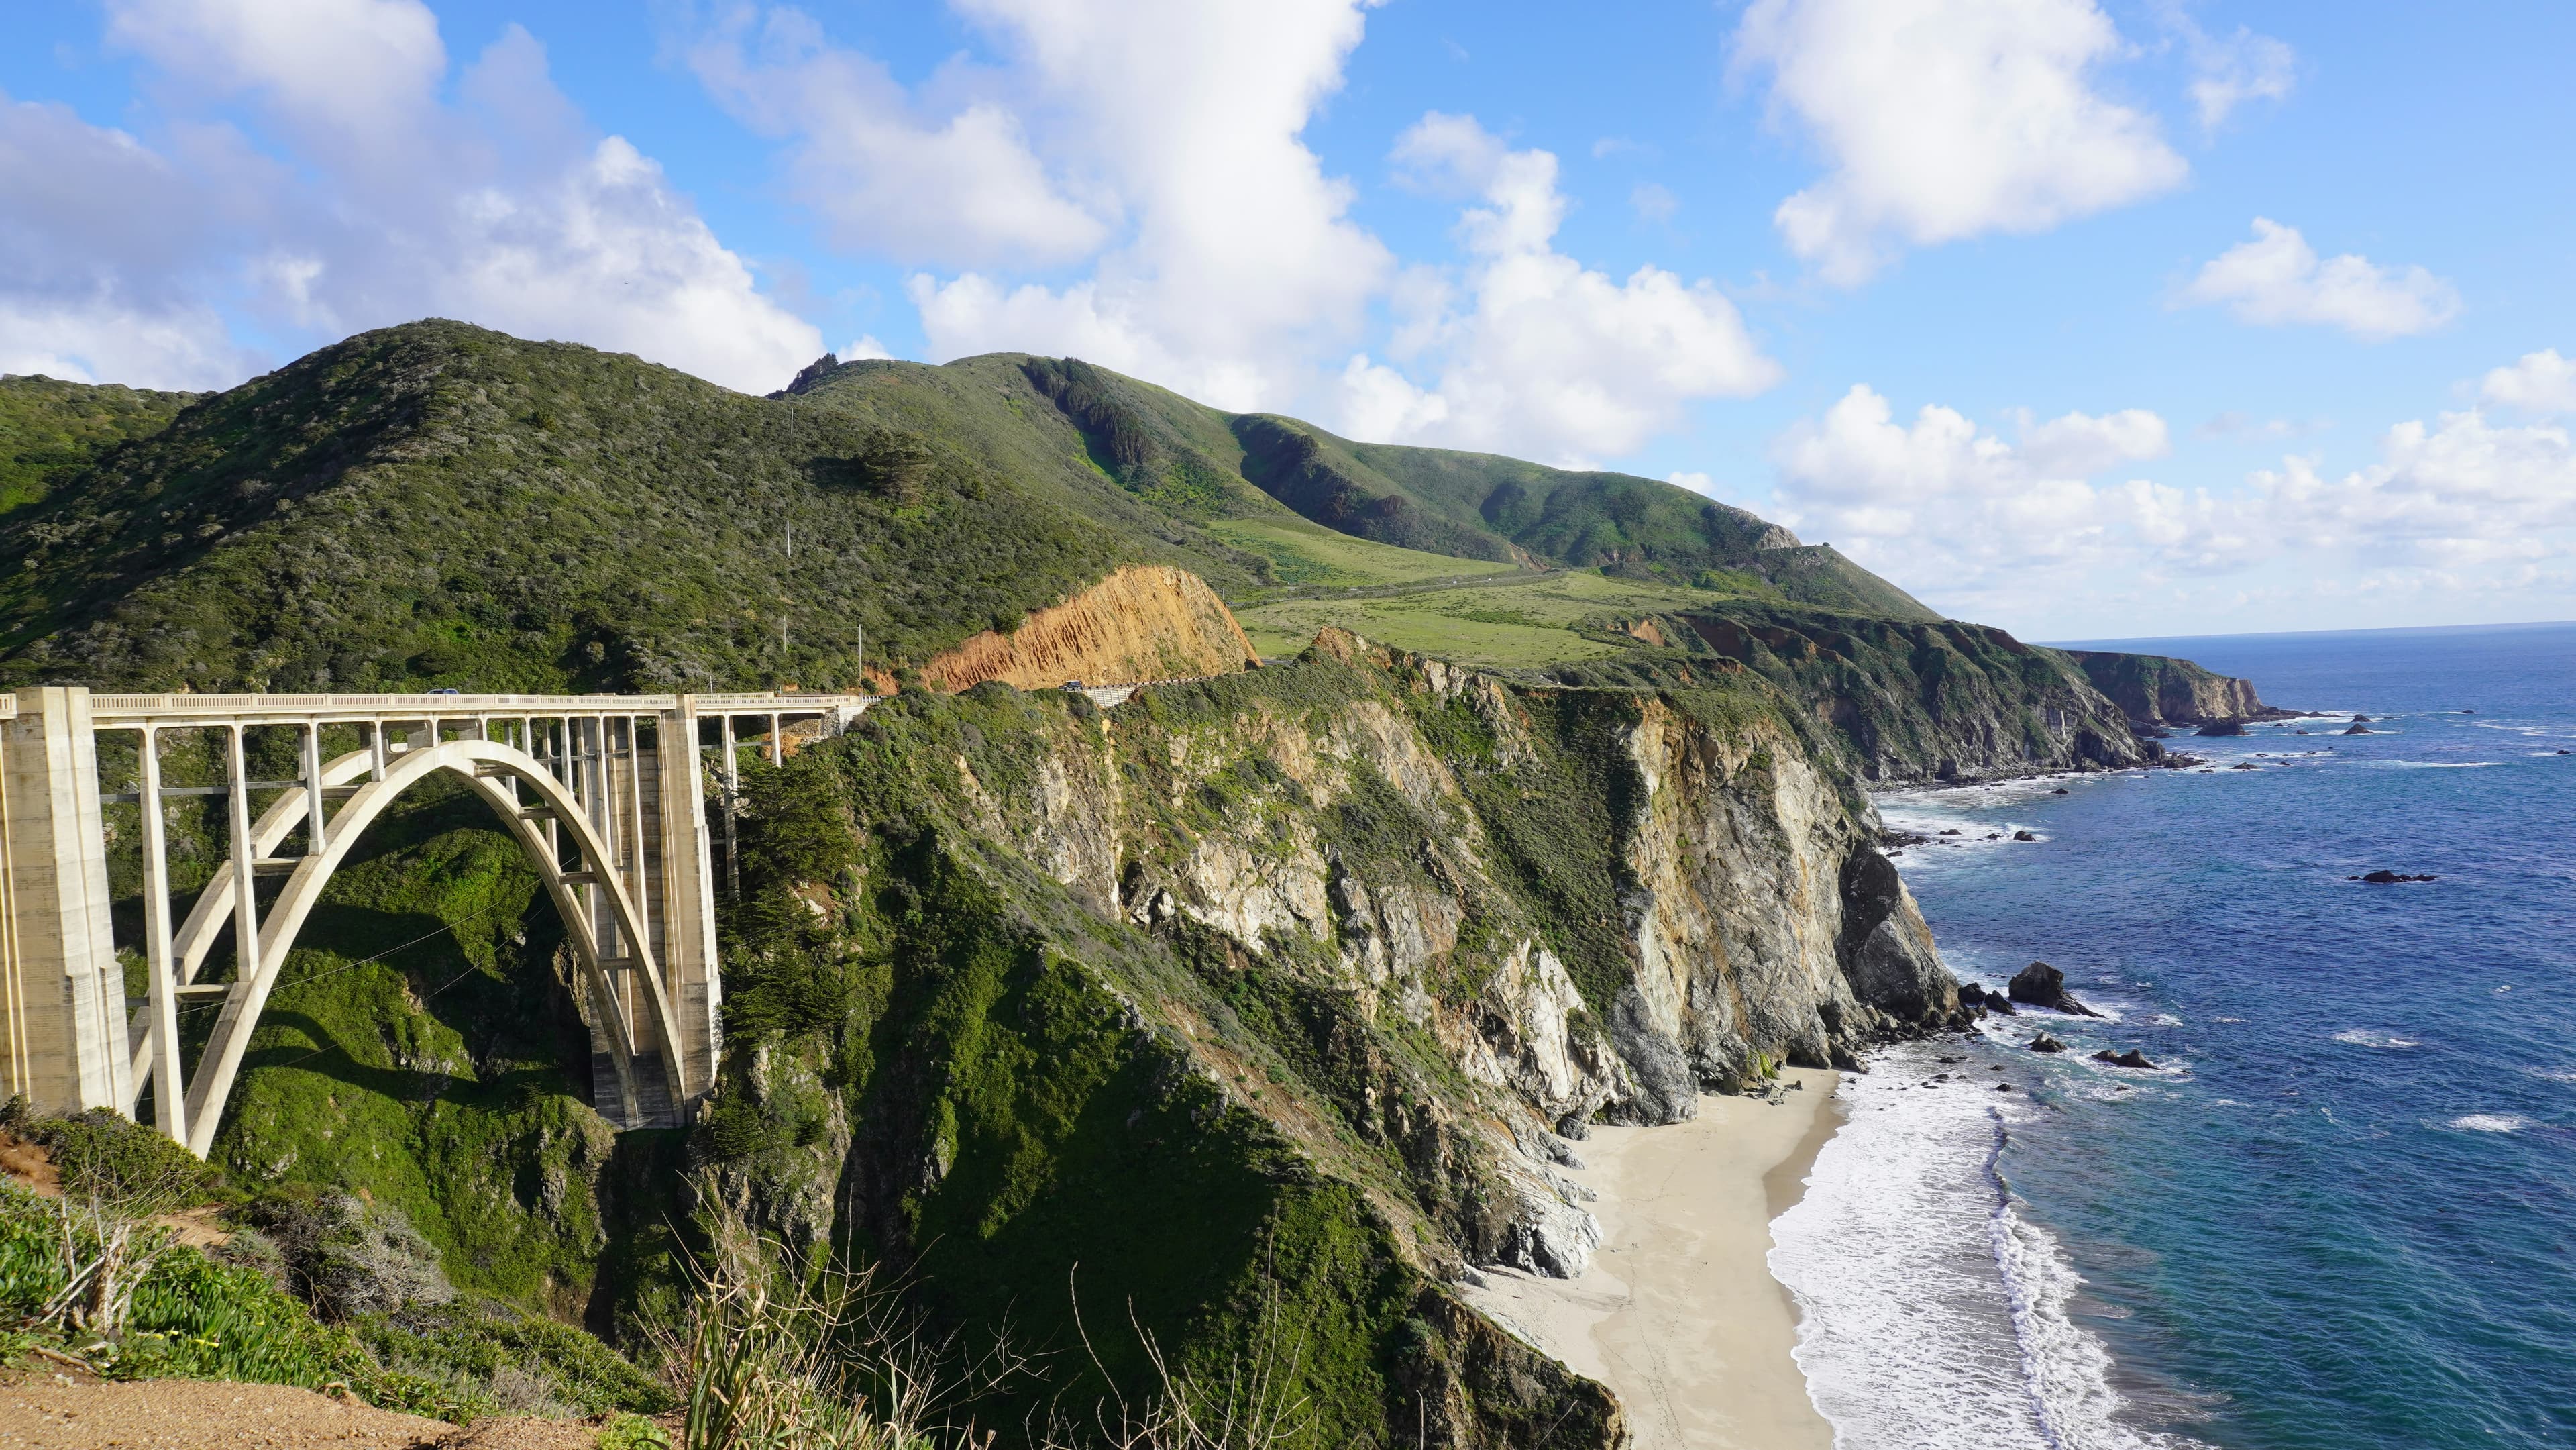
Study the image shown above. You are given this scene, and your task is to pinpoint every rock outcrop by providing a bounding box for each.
[1668,607,2149,782]
[2065,649,2275,725]
[2008,960,2100,1017]
[918,564,1260,692]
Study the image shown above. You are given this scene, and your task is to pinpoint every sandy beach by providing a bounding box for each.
[1464,1068,1844,1450]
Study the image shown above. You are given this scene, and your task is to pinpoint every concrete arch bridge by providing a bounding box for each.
[0,688,870,1157]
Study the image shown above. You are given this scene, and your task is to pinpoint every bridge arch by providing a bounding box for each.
[145,736,690,1157]
[0,687,873,1157]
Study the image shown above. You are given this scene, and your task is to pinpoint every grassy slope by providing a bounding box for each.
[0,374,201,517]
[1207,517,1519,590]
[0,328,1226,692]
[3,327,1935,694]
[793,352,1937,619]
[1232,570,1720,667]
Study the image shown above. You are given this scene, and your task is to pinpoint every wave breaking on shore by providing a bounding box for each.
[1770,1043,2212,1449]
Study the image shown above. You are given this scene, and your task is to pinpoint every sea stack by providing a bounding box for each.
[2009,961,2103,1017]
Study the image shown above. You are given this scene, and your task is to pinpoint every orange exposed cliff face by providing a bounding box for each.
[918,564,1260,691]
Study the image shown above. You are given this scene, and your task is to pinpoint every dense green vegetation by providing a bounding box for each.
[0,325,1937,694]
[0,374,200,517]
[0,1102,669,1422]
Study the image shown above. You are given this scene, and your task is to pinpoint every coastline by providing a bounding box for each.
[1464,1068,1844,1449]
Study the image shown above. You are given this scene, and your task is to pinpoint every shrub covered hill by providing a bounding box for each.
[0,323,2273,1447]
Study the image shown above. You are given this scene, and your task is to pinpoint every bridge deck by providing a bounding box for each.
[80,690,879,725]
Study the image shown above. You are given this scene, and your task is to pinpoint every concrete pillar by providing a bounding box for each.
[657,700,722,1108]
[136,727,186,1143]
[0,688,131,1113]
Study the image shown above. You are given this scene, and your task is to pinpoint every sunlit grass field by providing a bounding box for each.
[1234,568,1754,669]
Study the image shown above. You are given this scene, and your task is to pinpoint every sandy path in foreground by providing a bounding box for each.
[1464,1068,1843,1450]
[0,1373,604,1450]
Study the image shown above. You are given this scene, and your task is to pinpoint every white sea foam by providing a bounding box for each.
[2449,1113,2532,1133]
[2332,1029,2420,1049]
[1771,1047,2210,1449]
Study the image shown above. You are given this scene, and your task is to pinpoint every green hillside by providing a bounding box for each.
[1,323,1935,693]
[0,373,203,516]
[785,350,1933,613]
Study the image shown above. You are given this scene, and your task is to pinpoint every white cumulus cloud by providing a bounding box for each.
[2252,411,2576,568]
[0,93,268,386]
[1,1,820,393]
[1331,114,1778,464]
[827,0,1393,411]
[687,9,1108,269]
[1766,366,2576,632]
[2180,218,2459,341]
[1733,0,2187,284]
[2480,349,2576,415]
[1765,384,2264,623]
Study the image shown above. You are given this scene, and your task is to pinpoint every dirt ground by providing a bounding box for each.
[0,1371,607,1450]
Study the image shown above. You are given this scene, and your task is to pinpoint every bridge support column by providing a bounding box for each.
[0,688,127,1114]
[657,702,722,1111]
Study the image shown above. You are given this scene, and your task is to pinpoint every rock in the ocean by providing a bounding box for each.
[2008,960,2102,1017]
[2013,829,2039,841]
[1960,983,2018,1016]
[2343,723,2371,735]
[2351,713,2373,723]
[1996,1082,2014,1091]
[2196,720,2248,737]
[2359,870,2437,883]
[2092,1049,2157,1069]
[2052,787,2070,794]
[2029,1033,2068,1053]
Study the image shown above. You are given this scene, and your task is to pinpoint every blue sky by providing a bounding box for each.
[5,1,2572,639]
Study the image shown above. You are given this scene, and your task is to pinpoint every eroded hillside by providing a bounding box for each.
[680,631,1964,1443]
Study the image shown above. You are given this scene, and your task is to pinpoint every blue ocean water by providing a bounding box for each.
[1774,622,2576,1449]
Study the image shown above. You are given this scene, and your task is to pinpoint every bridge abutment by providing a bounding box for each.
[0,688,129,1113]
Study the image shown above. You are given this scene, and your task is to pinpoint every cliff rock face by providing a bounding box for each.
[695,628,1964,1446]
[2065,650,2273,725]
[1667,605,2149,782]
[919,564,1260,691]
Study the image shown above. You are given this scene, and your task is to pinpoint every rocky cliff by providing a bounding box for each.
[916,563,1260,692]
[686,627,1962,1445]
[2065,649,2276,725]
[1585,603,2153,782]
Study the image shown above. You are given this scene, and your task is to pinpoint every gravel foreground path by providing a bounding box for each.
[0,1374,605,1450]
